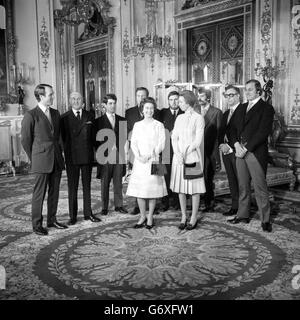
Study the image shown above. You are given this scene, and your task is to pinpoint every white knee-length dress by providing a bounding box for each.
[126,119,168,199]
[170,107,206,195]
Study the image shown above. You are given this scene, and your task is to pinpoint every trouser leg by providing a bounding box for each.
[223,153,239,210]
[47,170,62,225]
[236,157,251,219]
[245,153,270,223]
[113,164,123,208]
[66,164,80,220]
[81,164,92,218]
[204,157,215,207]
[101,164,113,210]
[31,173,48,229]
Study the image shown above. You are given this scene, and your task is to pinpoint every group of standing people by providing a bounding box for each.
[21,79,274,236]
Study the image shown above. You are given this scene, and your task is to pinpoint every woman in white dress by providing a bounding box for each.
[170,90,206,230]
[126,98,167,229]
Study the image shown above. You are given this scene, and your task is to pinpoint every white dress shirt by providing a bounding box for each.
[72,108,82,119]
[107,112,115,129]
[246,97,261,113]
[38,103,52,125]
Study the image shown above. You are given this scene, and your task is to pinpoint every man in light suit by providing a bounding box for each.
[60,92,101,225]
[197,87,222,212]
[219,85,242,217]
[159,91,183,211]
[228,79,275,232]
[94,94,128,216]
[21,84,67,235]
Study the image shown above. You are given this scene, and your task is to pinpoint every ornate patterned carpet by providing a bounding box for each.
[0,171,300,300]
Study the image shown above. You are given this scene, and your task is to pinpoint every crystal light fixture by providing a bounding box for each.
[254,48,286,82]
[123,0,175,73]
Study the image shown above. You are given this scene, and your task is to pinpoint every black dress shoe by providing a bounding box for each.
[153,208,160,215]
[101,209,108,216]
[33,226,48,236]
[130,207,140,215]
[67,219,77,226]
[133,218,147,229]
[146,223,155,230]
[115,207,128,214]
[173,204,180,211]
[223,208,238,216]
[186,220,198,230]
[47,221,68,229]
[161,205,169,212]
[261,222,272,232]
[202,206,214,213]
[85,213,101,222]
[178,221,187,230]
[228,217,250,224]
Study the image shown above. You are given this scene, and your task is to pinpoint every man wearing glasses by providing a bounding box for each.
[219,85,242,217]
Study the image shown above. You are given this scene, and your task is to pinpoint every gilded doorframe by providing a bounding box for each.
[175,0,254,84]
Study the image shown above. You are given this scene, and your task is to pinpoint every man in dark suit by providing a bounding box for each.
[159,91,183,211]
[219,85,242,217]
[94,94,128,216]
[21,84,67,235]
[197,87,222,212]
[125,87,160,215]
[228,79,275,232]
[125,87,149,141]
[60,92,101,225]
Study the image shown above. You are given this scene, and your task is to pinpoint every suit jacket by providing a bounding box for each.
[159,108,184,163]
[218,104,242,150]
[125,105,161,138]
[21,106,65,173]
[232,99,275,174]
[159,108,184,133]
[203,105,223,164]
[94,113,127,177]
[60,109,95,165]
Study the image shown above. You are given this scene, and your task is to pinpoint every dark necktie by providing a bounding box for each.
[172,110,176,123]
[76,111,81,120]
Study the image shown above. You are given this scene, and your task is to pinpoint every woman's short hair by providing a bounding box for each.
[140,97,157,112]
[34,84,53,102]
[179,90,198,108]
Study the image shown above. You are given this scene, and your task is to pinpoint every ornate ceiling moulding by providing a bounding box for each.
[175,0,252,24]
[54,0,115,40]
[181,0,220,10]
